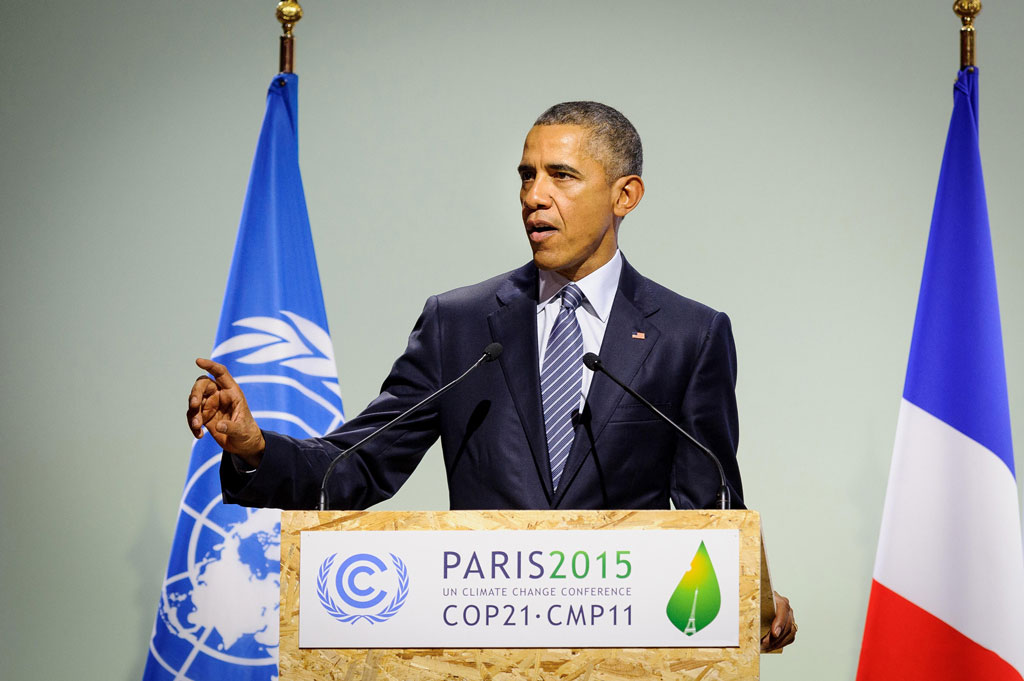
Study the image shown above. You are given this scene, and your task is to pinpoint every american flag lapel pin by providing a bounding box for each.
[631,331,646,340]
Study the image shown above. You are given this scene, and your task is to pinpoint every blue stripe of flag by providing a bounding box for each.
[903,68,1014,477]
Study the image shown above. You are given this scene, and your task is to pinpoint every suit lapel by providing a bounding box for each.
[552,259,661,506]
[488,263,555,503]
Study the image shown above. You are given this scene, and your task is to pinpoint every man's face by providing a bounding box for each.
[518,124,620,281]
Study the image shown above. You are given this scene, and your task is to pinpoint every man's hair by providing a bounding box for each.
[533,101,643,181]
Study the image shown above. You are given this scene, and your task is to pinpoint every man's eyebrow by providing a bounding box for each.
[546,163,580,175]
[516,162,582,176]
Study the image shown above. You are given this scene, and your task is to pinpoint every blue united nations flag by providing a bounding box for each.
[143,72,343,681]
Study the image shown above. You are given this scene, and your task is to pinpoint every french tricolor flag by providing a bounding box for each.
[857,68,1024,680]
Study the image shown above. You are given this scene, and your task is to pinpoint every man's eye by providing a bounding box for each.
[553,172,571,179]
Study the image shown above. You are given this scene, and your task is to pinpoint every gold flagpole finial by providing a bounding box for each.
[276,1,303,74]
[953,0,981,69]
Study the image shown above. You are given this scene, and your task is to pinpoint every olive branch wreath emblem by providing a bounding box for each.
[316,553,409,624]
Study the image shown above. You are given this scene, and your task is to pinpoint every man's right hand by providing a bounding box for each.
[187,358,266,468]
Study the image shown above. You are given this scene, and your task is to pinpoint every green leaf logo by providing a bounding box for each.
[666,541,721,635]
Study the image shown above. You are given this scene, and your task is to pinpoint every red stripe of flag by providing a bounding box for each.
[858,580,1022,681]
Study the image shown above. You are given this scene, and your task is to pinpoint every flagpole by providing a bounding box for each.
[953,0,981,69]
[277,0,303,74]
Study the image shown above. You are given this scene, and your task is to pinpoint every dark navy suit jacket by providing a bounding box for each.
[221,258,743,510]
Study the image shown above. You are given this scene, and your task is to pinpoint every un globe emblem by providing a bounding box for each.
[150,456,282,679]
[146,311,342,680]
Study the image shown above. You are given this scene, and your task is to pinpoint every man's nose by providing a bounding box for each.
[523,176,552,208]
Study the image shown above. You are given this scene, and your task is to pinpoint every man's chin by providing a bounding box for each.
[530,252,562,272]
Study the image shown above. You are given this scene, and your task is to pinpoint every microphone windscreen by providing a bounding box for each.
[582,352,602,371]
[483,342,504,362]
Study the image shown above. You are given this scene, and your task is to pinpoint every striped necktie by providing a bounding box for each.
[541,283,585,491]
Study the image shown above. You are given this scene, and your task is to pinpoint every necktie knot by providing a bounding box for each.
[560,283,584,312]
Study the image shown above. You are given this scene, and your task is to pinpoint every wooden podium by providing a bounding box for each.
[280,509,771,680]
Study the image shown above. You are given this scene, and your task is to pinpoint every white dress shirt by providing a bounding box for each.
[536,250,622,408]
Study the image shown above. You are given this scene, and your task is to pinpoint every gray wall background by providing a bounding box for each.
[2,1,1022,679]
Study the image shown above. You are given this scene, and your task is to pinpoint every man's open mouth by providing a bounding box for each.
[527,222,557,242]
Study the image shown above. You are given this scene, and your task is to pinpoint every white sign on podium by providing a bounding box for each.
[299,528,739,648]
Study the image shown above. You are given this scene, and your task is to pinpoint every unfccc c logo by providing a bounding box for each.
[316,552,409,624]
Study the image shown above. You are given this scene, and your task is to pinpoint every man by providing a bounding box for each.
[187,102,795,649]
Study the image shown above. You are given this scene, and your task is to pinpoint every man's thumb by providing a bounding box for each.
[216,421,241,435]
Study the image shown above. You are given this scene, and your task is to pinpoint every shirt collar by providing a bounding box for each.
[536,250,622,323]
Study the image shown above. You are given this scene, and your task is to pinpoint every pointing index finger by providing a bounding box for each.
[195,357,239,389]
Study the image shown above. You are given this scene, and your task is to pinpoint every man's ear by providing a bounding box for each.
[612,175,645,218]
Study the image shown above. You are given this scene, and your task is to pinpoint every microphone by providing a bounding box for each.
[318,342,503,510]
[582,352,734,510]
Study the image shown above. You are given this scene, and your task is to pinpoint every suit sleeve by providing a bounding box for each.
[671,310,744,510]
[220,296,445,510]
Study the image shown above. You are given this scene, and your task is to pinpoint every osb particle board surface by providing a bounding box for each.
[281,510,761,680]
